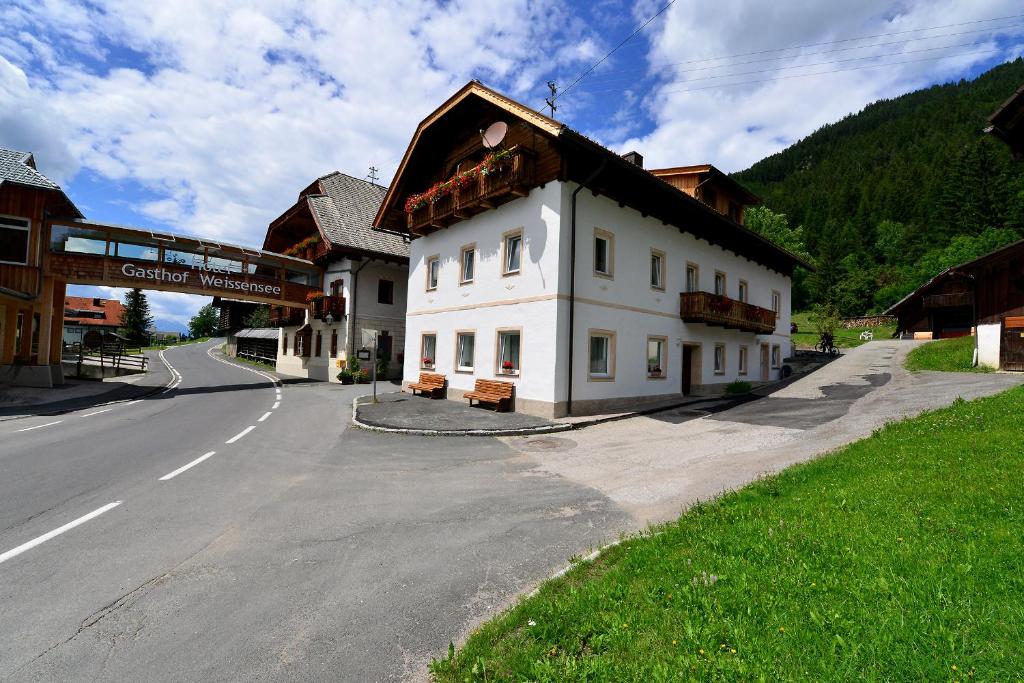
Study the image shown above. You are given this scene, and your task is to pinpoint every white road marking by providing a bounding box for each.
[272,401,280,410]
[81,409,112,417]
[125,400,142,406]
[226,425,256,444]
[15,420,63,433]
[159,451,216,481]
[0,501,122,565]
[258,411,272,422]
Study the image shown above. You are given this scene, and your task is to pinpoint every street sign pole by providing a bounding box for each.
[371,333,378,403]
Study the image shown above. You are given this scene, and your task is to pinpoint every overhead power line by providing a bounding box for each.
[578,36,1021,93]
[541,0,676,110]
[645,46,1008,97]
[580,20,1024,85]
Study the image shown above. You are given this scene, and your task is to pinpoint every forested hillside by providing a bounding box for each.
[735,58,1024,315]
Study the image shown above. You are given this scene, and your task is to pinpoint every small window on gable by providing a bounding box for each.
[0,215,31,265]
[650,250,665,290]
[738,280,748,303]
[426,256,439,290]
[330,278,343,297]
[772,290,781,316]
[714,271,727,296]
[714,343,725,375]
[738,346,748,375]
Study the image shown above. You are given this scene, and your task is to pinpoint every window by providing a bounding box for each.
[460,244,475,283]
[283,333,289,355]
[771,290,781,317]
[330,278,343,297]
[503,230,522,275]
[496,330,521,376]
[426,255,439,290]
[456,332,475,372]
[647,336,666,378]
[738,280,748,303]
[378,279,394,305]
[50,225,107,256]
[421,333,436,369]
[588,330,615,380]
[772,344,782,369]
[0,215,30,265]
[330,329,338,357]
[315,330,322,357]
[714,343,725,375]
[714,271,727,296]
[593,228,614,278]
[738,345,748,375]
[703,188,718,209]
[686,263,700,293]
[728,201,741,223]
[650,250,665,290]
[113,241,159,261]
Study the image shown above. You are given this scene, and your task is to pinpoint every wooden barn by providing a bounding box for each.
[886,239,1024,370]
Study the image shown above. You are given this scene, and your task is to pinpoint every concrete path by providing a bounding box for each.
[502,341,1024,525]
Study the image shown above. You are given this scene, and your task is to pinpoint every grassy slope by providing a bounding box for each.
[433,387,1024,681]
[791,312,896,349]
[906,336,992,373]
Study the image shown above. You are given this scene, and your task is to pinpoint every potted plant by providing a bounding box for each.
[422,356,434,369]
[337,369,354,385]
[356,369,371,384]
[648,361,662,378]
[501,360,516,374]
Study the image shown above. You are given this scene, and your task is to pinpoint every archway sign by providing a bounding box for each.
[45,219,322,306]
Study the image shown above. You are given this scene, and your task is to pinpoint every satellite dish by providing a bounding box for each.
[480,121,508,149]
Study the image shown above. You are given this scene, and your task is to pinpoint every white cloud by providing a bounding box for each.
[605,0,1024,171]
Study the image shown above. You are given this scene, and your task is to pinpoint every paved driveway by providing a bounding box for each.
[503,341,1024,525]
[3,340,1019,681]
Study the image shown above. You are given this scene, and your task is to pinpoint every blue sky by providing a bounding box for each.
[2,0,1023,330]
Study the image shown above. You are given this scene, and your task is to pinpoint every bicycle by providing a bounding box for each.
[815,332,840,356]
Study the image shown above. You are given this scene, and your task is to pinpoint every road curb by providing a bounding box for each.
[350,396,574,437]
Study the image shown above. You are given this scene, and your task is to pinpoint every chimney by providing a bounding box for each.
[621,151,644,168]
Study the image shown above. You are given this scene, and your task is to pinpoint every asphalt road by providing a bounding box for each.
[0,340,625,681]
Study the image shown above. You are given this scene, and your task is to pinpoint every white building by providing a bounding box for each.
[373,83,807,417]
[261,172,409,381]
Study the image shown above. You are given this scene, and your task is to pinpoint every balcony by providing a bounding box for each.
[680,291,777,334]
[309,295,345,321]
[406,147,535,233]
[922,292,973,308]
[269,305,305,327]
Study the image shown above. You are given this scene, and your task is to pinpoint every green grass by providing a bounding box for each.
[231,354,276,371]
[791,312,896,349]
[432,387,1024,682]
[906,336,993,373]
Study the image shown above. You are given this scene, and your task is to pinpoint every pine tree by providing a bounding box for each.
[120,288,153,346]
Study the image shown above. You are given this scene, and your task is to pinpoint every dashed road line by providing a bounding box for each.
[0,501,122,565]
[15,420,63,433]
[226,426,256,444]
[159,451,217,481]
[81,409,112,418]
[258,411,272,422]
[272,401,280,410]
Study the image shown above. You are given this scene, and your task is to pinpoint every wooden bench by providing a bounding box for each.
[408,372,446,398]
[464,379,515,412]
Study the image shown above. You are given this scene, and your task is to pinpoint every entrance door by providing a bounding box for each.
[760,343,770,381]
[1002,316,1024,371]
[682,346,694,396]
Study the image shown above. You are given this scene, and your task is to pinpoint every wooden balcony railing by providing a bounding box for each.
[269,305,305,326]
[406,147,535,233]
[309,295,345,320]
[680,291,777,334]
[922,292,973,308]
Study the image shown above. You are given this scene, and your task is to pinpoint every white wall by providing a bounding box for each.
[402,180,793,413]
[977,323,1001,368]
